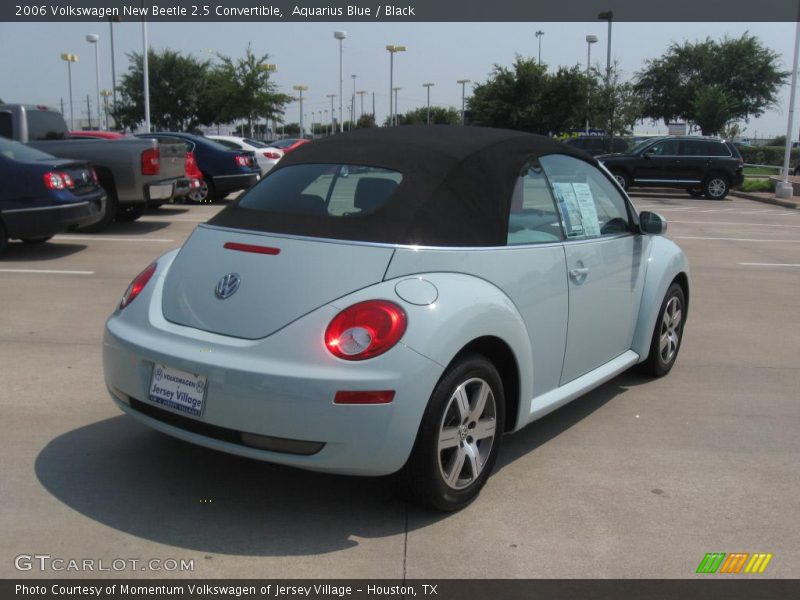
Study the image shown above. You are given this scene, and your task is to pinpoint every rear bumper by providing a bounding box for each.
[1,195,105,239]
[145,178,194,205]
[103,268,443,476]
[211,172,260,195]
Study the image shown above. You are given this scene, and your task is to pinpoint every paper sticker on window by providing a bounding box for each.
[572,183,601,237]
[552,182,584,236]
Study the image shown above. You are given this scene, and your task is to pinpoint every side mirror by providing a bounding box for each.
[639,211,667,235]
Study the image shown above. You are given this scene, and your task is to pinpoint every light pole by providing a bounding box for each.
[392,87,401,125]
[324,109,329,135]
[334,31,346,132]
[85,34,101,129]
[598,11,613,84]
[357,90,367,120]
[108,17,120,113]
[293,85,308,138]
[60,53,78,130]
[585,35,598,134]
[141,18,151,133]
[326,93,336,133]
[351,74,357,128]
[777,17,800,199]
[256,63,277,138]
[535,30,544,66]
[457,79,471,125]
[101,89,112,130]
[386,44,406,126]
[311,111,316,137]
[422,82,434,125]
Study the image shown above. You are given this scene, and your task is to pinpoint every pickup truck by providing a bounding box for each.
[0,104,191,230]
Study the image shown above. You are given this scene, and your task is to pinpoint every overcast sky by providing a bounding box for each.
[0,20,796,138]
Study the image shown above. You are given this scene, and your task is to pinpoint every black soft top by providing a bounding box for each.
[209,125,594,247]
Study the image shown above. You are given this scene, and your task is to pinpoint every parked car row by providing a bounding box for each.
[0,105,274,254]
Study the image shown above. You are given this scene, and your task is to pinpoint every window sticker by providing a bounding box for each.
[572,183,601,237]
[551,182,584,237]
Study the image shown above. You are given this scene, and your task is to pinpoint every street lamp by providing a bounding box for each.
[357,90,367,121]
[101,89,112,130]
[386,44,407,127]
[597,11,613,83]
[60,53,78,130]
[351,74,357,129]
[326,93,336,134]
[108,16,121,115]
[323,109,329,135]
[585,35,598,134]
[85,34,101,130]
[293,85,308,138]
[535,30,544,66]
[141,18,151,133]
[457,79,471,125]
[334,31,346,132]
[422,82,434,125]
[392,87,401,125]
[777,18,800,199]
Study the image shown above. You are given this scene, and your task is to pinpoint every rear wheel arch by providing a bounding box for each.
[672,272,690,318]
[450,336,520,434]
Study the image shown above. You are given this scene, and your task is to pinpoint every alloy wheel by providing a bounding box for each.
[659,296,682,364]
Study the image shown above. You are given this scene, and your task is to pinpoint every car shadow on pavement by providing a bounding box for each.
[145,206,191,216]
[0,242,87,261]
[103,221,171,235]
[34,372,648,556]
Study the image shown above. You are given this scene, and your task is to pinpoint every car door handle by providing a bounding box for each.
[569,267,589,279]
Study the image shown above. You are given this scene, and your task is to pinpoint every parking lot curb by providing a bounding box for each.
[729,190,799,210]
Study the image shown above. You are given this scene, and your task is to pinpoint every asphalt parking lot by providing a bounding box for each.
[1,193,798,579]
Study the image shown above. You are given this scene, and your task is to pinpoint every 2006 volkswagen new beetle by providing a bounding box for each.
[103,126,689,511]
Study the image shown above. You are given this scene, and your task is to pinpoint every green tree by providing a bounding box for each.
[112,49,211,131]
[396,106,461,125]
[588,63,644,136]
[468,57,590,134]
[209,45,291,136]
[355,113,377,128]
[635,33,787,128]
[690,85,734,135]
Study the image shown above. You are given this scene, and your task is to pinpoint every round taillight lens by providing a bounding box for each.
[325,300,407,361]
[119,262,157,310]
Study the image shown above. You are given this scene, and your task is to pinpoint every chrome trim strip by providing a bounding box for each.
[1,201,90,214]
[634,178,702,183]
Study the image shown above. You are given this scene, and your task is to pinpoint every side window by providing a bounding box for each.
[647,139,679,156]
[707,141,731,157]
[507,159,564,245]
[680,140,707,156]
[0,112,11,138]
[539,154,632,240]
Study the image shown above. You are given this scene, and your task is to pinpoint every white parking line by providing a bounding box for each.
[674,236,800,243]
[739,263,800,267]
[0,269,95,275]
[53,235,174,243]
[140,217,206,223]
[669,220,800,229]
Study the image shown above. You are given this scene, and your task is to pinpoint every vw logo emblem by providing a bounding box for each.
[215,273,241,299]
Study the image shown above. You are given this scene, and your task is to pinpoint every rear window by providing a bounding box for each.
[0,136,55,161]
[27,109,68,140]
[239,164,403,217]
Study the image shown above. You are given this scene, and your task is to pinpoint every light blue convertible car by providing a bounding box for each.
[104,126,689,511]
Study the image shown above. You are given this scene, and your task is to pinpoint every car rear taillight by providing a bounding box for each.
[325,300,407,361]
[185,151,202,179]
[263,150,281,160]
[141,148,160,175]
[43,172,75,190]
[90,168,98,182]
[235,154,250,167]
[119,262,157,310]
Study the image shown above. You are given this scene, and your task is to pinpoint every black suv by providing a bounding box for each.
[598,136,744,199]
[563,135,631,156]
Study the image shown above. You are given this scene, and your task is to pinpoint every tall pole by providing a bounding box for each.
[386,45,406,127]
[293,85,308,138]
[109,19,117,112]
[535,30,544,66]
[334,31,346,133]
[85,35,101,130]
[457,79,470,125]
[351,74,357,127]
[101,90,112,130]
[392,87,401,125]
[61,53,78,130]
[86,94,92,129]
[141,15,151,133]
[423,83,434,125]
[357,91,366,120]
[327,93,336,132]
[777,16,800,198]
[585,35,597,135]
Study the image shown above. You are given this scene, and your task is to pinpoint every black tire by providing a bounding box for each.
[611,171,630,191]
[641,283,686,378]
[0,221,8,255]
[185,178,215,203]
[148,202,165,210]
[397,353,505,511]
[686,188,704,197]
[703,173,730,200]
[115,203,146,223]
[21,236,53,244]
[79,186,118,233]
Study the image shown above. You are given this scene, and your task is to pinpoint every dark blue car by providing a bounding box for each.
[0,136,105,254]
[136,132,260,203]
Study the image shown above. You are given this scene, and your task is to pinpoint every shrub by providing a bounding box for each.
[737,145,800,166]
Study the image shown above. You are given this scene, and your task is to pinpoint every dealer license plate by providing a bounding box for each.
[149,363,207,417]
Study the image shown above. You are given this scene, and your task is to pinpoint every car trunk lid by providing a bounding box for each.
[161,225,394,339]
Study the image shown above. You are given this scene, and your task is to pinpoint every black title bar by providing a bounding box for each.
[3,0,800,22]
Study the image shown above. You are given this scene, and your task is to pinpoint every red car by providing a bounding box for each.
[268,138,310,153]
[69,130,125,140]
